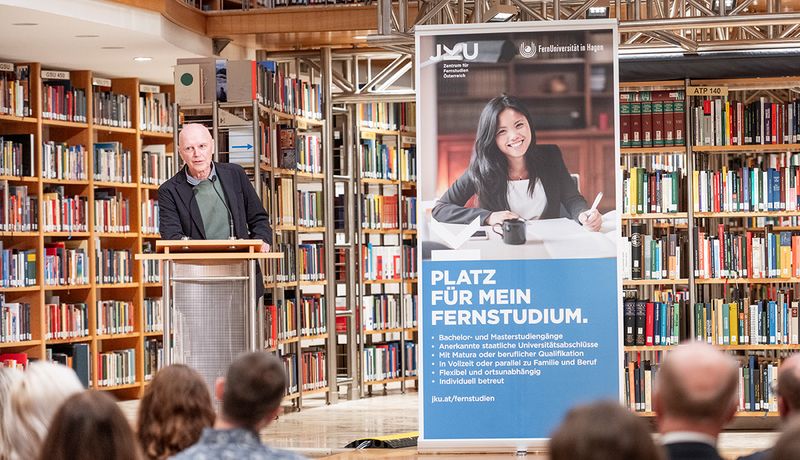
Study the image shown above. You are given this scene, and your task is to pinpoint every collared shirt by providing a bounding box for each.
[185,162,217,186]
[660,431,717,447]
[170,428,307,460]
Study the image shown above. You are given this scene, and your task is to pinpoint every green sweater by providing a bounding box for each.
[193,178,231,239]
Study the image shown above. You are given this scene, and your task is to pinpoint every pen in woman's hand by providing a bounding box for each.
[589,192,603,214]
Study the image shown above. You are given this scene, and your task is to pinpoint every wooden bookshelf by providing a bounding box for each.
[0,61,176,398]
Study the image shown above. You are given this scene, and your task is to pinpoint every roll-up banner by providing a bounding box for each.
[416,20,621,452]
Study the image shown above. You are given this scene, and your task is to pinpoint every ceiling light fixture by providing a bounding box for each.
[484,1,518,22]
[12,22,38,26]
[75,34,100,38]
[353,35,369,40]
[133,56,153,62]
[101,46,124,50]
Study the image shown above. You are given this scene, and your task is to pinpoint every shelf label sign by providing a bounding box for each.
[140,84,161,94]
[688,86,728,96]
[416,21,622,450]
[93,77,112,87]
[42,70,70,80]
[0,63,14,72]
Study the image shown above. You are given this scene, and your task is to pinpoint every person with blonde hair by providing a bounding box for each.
[0,367,23,460]
[137,364,215,459]
[6,362,84,460]
[39,390,143,460]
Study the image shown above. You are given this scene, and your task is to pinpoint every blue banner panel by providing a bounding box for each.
[422,258,619,440]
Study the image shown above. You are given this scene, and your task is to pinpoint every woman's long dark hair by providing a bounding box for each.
[468,95,538,212]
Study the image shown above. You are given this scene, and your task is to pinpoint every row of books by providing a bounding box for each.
[295,133,322,174]
[691,96,800,146]
[622,226,687,281]
[93,142,131,183]
[300,348,327,391]
[42,75,87,122]
[93,191,130,233]
[0,62,31,117]
[144,298,163,333]
[142,145,174,185]
[0,296,31,343]
[623,167,687,214]
[360,140,400,180]
[363,342,407,382]
[260,61,322,120]
[693,226,800,280]
[0,182,37,231]
[401,196,417,230]
[298,243,325,281]
[362,293,418,331]
[41,192,88,232]
[43,141,87,180]
[48,343,91,388]
[361,193,399,230]
[1,134,34,177]
[1,352,27,369]
[142,257,161,284]
[267,241,296,283]
[299,295,327,336]
[139,90,175,134]
[403,244,418,279]
[692,166,800,213]
[266,299,298,343]
[297,190,323,227]
[620,90,686,148]
[92,90,132,128]
[625,352,783,413]
[273,177,295,225]
[141,198,159,235]
[96,300,135,336]
[282,353,299,395]
[358,102,416,132]
[97,348,136,387]
[43,243,88,286]
[45,301,89,340]
[0,247,36,287]
[144,338,164,381]
[95,248,132,284]
[362,244,401,281]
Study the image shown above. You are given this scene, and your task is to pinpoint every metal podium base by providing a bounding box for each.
[168,259,253,394]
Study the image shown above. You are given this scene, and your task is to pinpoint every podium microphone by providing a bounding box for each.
[210,176,235,240]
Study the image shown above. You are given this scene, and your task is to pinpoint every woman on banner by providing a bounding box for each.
[432,94,602,231]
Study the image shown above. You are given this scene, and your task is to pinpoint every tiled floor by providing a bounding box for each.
[121,388,780,459]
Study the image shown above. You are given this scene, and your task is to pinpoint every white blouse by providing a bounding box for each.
[507,179,547,220]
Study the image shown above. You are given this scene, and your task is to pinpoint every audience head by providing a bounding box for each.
[217,352,286,432]
[653,342,738,436]
[137,364,215,460]
[7,362,83,460]
[0,367,23,459]
[550,400,664,460]
[39,390,142,460]
[777,354,800,419]
[770,415,800,460]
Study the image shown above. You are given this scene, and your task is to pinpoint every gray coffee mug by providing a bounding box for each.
[492,218,526,245]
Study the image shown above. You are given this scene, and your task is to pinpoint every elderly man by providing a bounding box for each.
[158,123,272,295]
[653,342,739,460]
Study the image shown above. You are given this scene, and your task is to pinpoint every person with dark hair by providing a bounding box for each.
[738,353,800,460]
[432,94,601,231]
[653,342,739,460]
[137,365,215,460]
[39,390,143,460]
[550,400,665,460]
[171,352,305,460]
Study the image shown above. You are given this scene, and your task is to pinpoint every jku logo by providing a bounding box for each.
[519,42,537,58]
[429,42,479,62]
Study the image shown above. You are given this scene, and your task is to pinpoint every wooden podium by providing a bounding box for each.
[136,240,282,392]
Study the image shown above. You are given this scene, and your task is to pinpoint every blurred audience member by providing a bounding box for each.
[39,390,143,460]
[171,352,305,460]
[6,362,83,460]
[550,400,664,460]
[137,364,215,460]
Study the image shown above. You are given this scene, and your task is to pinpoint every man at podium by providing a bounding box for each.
[159,123,272,295]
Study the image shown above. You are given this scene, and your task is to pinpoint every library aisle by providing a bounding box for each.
[121,391,776,459]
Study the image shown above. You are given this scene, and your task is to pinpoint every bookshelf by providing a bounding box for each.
[353,101,418,394]
[0,60,175,398]
[620,76,800,421]
[175,57,334,407]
